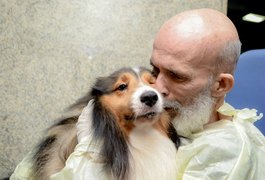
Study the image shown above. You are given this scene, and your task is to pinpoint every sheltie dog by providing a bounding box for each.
[32,67,180,180]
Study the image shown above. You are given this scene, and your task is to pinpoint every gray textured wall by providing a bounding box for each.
[0,0,227,177]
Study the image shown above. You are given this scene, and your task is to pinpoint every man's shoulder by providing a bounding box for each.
[184,119,265,158]
[177,121,245,173]
[176,120,265,179]
[179,120,245,156]
[195,120,244,145]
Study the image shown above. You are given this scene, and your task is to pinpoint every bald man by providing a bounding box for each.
[151,8,240,137]
[151,8,265,179]
[11,8,265,180]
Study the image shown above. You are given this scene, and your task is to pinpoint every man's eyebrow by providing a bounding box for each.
[167,67,190,79]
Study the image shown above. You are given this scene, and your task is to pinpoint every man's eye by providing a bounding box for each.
[151,67,159,77]
[116,84,128,91]
[169,72,186,82]
[170,72,179,79]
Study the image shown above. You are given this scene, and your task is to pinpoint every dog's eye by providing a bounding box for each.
[117,84,127,91]
[149,76,156,84]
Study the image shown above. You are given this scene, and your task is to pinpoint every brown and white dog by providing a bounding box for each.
[32,67,180,180]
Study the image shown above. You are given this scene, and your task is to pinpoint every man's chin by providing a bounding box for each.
[163,99,181,119]
[174,117,205,137]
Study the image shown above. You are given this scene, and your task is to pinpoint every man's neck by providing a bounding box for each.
[207,107,232,125]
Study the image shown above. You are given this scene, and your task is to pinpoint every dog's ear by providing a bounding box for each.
[92,100,129,180]
[91,76,116,96]
[65,76,113,111]
[66,93,92,111]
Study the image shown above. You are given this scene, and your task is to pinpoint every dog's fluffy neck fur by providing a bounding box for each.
[90,115,178,180]
[128,125,177,180]
[90,101,177,180]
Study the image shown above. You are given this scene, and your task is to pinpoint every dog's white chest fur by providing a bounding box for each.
[128,126,177,180]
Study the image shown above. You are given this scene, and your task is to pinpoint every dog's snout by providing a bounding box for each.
[140,91,158,107]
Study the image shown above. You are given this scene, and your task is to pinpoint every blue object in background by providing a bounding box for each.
[225,49,265,134]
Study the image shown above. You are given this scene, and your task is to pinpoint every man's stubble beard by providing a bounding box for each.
[164,87,216,138]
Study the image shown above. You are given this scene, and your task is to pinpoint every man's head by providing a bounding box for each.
[150,8,241,136]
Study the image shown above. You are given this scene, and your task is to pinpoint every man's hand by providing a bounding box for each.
[76,100,94,142]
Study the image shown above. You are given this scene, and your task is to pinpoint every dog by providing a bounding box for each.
[32,67,180,180]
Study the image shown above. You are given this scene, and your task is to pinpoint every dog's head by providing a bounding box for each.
[91,67,165,130]
[89,67,172,180]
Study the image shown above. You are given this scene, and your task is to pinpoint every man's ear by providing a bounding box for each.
[211,73,234,98]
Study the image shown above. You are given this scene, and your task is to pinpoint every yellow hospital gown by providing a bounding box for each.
[10,103,265,180]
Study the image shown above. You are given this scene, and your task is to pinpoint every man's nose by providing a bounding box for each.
[154,74,169,97]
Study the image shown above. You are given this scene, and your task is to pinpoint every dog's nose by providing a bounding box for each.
[140,91,158,107]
